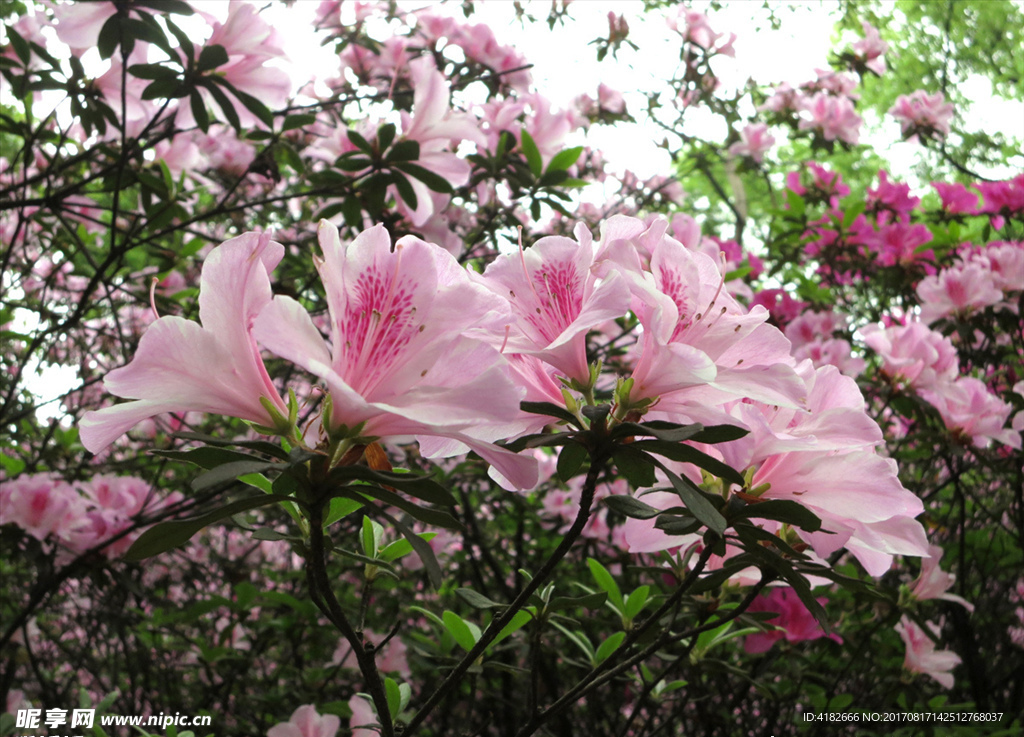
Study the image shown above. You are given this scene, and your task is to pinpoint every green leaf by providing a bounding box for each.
[378,533,434,563]
[385,139,420,163]
[362,516,384,557]
[325,466,456,507]
[732,499,823,532]
[624,586,650,620]
[519,401,579,426]
[546,592,608,611]
[602,494,661,520]
[660,466,727,536]
[520,128,543,178]
[546,145,584,173]
[124,495,294,561]
[196,44,229,73]
[456,588,503,610]
[7,28,30,66]
[190,90,209,133]
[612,446,657,489]
[443,611,479,652]
[142,76,183,100]
[377,508,446,589]
[633,440,745,486]
[170,433,291,460]
[594,632,626,664]
[587,558,624,610]
[609,421,704,442]
[97,15,122,60]
[377,122,397,151]
[556,442,588,481]
[282,114,317,131]
[324,496,363,526]
[689,424,749,444]
[385,677,401,718]
[489,610,533,651]
[191,460,281,492]
[394,162,454,193]
[201,78,241,129]
[390,171,419,212]
[347,128,373,154]
[164,18,195,64]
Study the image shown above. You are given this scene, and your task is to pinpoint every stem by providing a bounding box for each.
[307,501,394,737]
[403,449,612,735]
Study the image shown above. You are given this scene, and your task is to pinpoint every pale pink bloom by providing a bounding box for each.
[522,93,579,168]
[80,233,289,452]
[332,631,410,676]
[895,616,961,689]
[51,1,118,52]
[910,545,974,612]
[784,310,847,351]
[862,322,958,390]
[253,222,537,490]
[793,337,865,378]
[804,68,859,98]
[932,182,978,215]
[667,7,735,56]
[597,83,626,114]
[348,696,377,737]
[798,92,862,144]
[921,377,1021,450]
[267,704,340,737]
[476,222,631,384]
[759,83,806,114]
[744,587,841,653]
[916,261,1003,324]
[979,241,1024,293]
[0,474,82,542]
[728,123,775,163]
[852,21,888,75]
[889,91,954,140]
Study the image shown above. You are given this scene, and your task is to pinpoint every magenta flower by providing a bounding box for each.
[253,221,537,490]
[80,233,289,453]
[932,182,979,215]
[744,587,842,654]
[267,704,340,737]
[895,616,961,689]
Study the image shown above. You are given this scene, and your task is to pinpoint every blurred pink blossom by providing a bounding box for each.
[895,616,961,689]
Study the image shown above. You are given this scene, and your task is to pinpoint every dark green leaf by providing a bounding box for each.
[603,494,661,520]
[191,460,281,492]
[556,442,588,482]
[165,18,194,64]
[333,485,463,532]
[151,446,261,470]
[197,44,229,73]
[732,499,823,532]
[325,466,455,506]
[201,78,241,129]
[8,28,30,66]
[170,433,291,460]
[380,509,445,589]
[377,122,396,151]
[546,592,608,611]
[385,139,420,163]
[689,424,750,444]
[519,401,580,426]
[633,440,745,486]
[520,128,542,178]
[190,90,209,132]
[124,495,294,561]
[133,0,194,15]
[141,76,183,100]
[282,113,317,131]
[128,63,179,80]
[390,171,419,211]
[97,15,121,60]
[347,128,373,154]
[394,162,454,193]
[612,446,657,489]
[609,421,704,442]
[660,466,727,536]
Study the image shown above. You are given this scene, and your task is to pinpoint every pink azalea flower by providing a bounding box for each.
[871,221,935,267]
[895,616,961,689]
[267,704,340,737]
[916,260,1003,325]
[910,545,975,611]
[80,232,289,453]
[852,21,888,76]
[51,1,119,53]
[475,222,631,384]
[0,474,82,542]
[744,587,842,653]
[347,696,377,737]
[728,123,775,163]
[932,182,979,215]
[975,173,1024,229]
[921,377,1021,450]
[861,322,959,390]
[889,90,954,140]
[253,222,537,490]
[798,92,862,145]
[867,171,920,223]
[980,240,1023,293]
